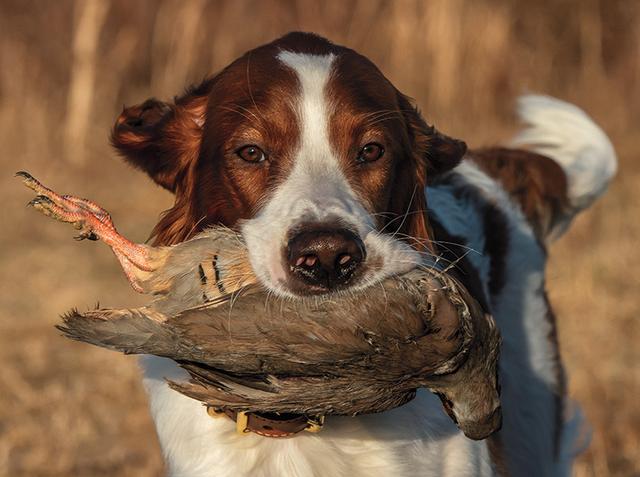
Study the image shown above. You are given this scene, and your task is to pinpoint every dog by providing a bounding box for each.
[111,32,616,476]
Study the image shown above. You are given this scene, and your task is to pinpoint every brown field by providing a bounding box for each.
[0,0,638,475]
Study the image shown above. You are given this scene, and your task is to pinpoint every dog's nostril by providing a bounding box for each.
[295,254,319,268]
[338,254,352,266]
[287,228,365,290]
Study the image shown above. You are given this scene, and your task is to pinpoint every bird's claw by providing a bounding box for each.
[28,195,70,222]
[16,170,39,190]
[19,172,110,239]
[74,230,99,241]
[27,193,92,237]
[27,194,53,209]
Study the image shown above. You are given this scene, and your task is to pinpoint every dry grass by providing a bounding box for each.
[0,0,638,475]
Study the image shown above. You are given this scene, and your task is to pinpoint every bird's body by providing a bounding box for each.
[57,226,501,440]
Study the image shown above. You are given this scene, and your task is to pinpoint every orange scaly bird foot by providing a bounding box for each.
[17,171,153,292]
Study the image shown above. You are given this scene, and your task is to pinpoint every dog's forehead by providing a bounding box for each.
[274,49,398,110]
[276,50,336,93]
[201,33,406,172]
[208,34,397,112]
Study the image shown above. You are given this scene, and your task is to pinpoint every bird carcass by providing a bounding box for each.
[18,171,502,440]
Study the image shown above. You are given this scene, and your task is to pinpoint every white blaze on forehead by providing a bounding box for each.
[277,51,339,176]
[240,50,421,296]
[271,50,370,225]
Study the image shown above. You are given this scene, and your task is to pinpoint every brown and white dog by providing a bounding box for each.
[111,32,616,476]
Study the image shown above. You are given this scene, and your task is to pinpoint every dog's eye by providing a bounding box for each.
[357,143,384,163]
[236,145,267,163]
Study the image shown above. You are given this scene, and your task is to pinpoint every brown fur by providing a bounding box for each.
[111,32,466,252]
[325,47,466,254]
[472,147,570,242]
[111,83,212,193]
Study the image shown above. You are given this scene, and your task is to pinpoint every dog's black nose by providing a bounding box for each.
[287,228,365,290]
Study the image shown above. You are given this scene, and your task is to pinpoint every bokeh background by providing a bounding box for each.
[0,0,638,475]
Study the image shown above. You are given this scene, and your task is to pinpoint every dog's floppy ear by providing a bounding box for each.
[387,94,467,253]
[111,80,213,192]
[424,126,468,178]
[398,94,467,180]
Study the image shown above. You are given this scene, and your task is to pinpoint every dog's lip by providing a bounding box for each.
[277,251,389,298]
[281,263,368,297]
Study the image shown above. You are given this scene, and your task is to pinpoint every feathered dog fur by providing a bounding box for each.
[110,33,616,476]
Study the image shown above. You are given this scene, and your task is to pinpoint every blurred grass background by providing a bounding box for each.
[0,0,638,475]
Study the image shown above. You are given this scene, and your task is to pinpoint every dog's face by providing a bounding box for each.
[113,32,466,297]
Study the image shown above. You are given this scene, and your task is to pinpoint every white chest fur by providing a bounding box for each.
[141,356,493,477]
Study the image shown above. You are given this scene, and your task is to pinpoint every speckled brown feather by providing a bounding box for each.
[58,229,502,440]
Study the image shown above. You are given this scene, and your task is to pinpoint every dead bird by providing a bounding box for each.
[19,171,502,440]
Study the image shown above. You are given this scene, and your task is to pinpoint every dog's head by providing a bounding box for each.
[112,32,466,297]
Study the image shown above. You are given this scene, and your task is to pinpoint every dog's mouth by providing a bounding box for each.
[260,233,422,299]
[281,258,374,297]
[241,207,425,299]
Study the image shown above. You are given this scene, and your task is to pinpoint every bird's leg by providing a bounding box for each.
[17,171,155,293]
